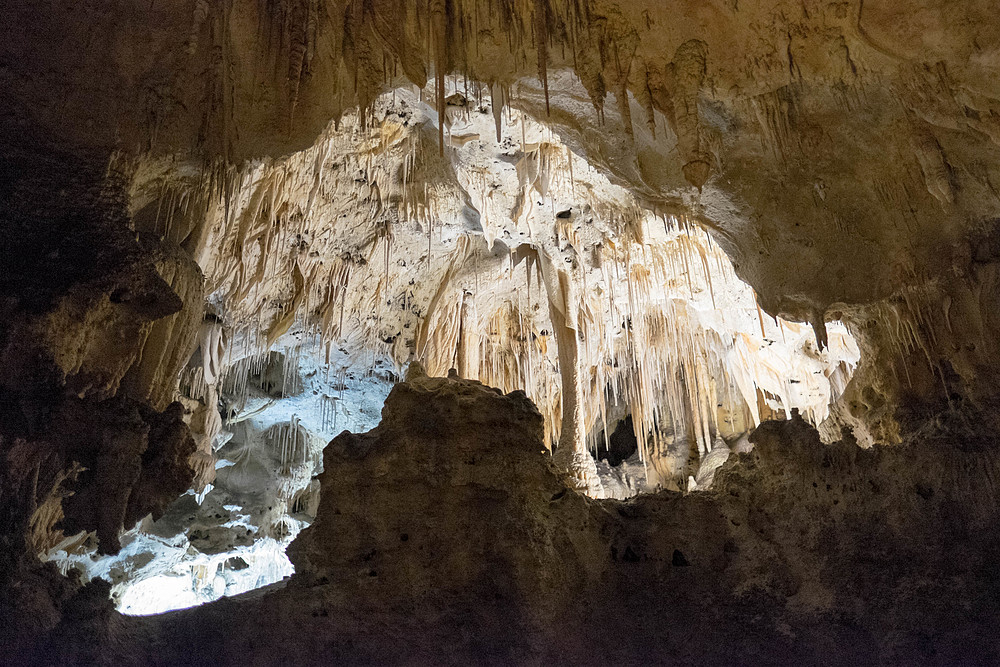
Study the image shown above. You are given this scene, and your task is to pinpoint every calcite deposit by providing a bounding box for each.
[3,0,1000,664]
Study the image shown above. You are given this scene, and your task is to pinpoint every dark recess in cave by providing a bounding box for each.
[596,416,639,467]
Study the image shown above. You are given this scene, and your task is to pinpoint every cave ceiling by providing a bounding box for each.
[7,0,1000,336]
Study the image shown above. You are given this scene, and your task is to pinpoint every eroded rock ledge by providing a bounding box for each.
[6,370,997,666]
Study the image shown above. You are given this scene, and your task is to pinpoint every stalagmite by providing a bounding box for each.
[515,244,603,497]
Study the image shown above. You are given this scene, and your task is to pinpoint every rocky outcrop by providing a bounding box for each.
[287,365,600,626]
[0,392,195,660]
[1,394,196,554]
[0,128,199,649]
[0,157,198,556]
[119,239,205,411]
[4,372,994,665]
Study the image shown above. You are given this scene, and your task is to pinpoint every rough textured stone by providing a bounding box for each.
[5,374,997,665]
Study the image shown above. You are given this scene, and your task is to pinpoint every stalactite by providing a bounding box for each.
[490,82,505,142]
[910,127,955,205]
[671,40,711,189]
[287,0,309,125]
[266,262,305,348]
[430,0,448,156]
[533,0,551,115]
[119,83,864,505]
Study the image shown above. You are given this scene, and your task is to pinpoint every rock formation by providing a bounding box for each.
[3,0,1000,663]
[8,372,1000,665]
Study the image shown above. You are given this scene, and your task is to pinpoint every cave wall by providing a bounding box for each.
[13,370,1000,665]
[0,100,201,652]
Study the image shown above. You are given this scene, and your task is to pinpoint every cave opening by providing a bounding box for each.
[47,145,858,616]
[31,81,865,616]
[44,340,396,615]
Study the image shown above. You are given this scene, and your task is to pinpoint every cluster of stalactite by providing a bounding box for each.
[121,86,858,495]
[96,0,716,187]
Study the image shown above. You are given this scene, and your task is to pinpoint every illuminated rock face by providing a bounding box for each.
[3,0,1000,662]
[113,88,860,494]
[40,341,396,616]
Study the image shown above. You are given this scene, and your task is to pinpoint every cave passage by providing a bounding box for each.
[34,84,860,610]
[44,342,396,615]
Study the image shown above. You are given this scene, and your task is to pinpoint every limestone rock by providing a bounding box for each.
[18,374,999,665]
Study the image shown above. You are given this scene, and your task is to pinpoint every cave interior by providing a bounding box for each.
[4,1,1000,664]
